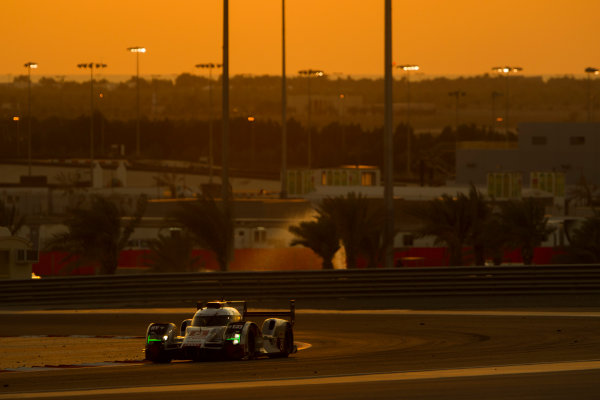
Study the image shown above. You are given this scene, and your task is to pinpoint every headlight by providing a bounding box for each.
[227,333,241,345]
[162,335,169,342]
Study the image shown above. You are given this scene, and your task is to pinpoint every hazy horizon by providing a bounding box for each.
[3,0,599,78]
[1,72,595,85]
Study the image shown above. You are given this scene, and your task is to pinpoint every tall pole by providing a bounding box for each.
[90,66,95,182]
[585,67,599,122]
[384,0,394,268]
[299,69,324,169]
[209,67,214,182]
[397,65,419,176]
[136,51,140,157]
[491,91,502,133]
[307,74,312,169]
[281,0,287,198]
[195,63,222,183]
[504,73,509,135]
[13,116,20,158]
[588,71,592,122]
[492,66,522,136]
[24,62,38,177]
[127,47,146,157]
[78,63,107,185]
[27,65,32,176]
[448,90,465,144]
[222,0,230,200]
[406,75,411,176]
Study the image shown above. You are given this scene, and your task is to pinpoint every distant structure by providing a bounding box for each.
[456,122,600,188]
[0,227,37,279]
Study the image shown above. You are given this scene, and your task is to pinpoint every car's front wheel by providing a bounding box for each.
[145,344,172,363]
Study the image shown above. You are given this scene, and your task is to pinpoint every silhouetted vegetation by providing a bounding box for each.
[289,213,340,270]
[170,195,234,271]
[45,194,147,274]
[0,199,25,236]
[289,193,388,268]
[144,232,201,272]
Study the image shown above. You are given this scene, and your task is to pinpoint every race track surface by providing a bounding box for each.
[1,309,600,399]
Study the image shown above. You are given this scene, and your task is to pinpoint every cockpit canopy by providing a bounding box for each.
[192,306,242,327]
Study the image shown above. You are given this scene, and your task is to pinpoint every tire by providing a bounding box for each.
[268,324,293,358]
[282,325,294,357]
[245,326,257,360]
[145,344,172,363]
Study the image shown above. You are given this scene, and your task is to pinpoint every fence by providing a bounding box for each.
[1,265,600,309]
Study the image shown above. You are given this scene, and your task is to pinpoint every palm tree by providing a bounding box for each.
[359,203,389,268]
[289,213,340,270]
[171,195,234,271]
[557,216,600,263]
[319,192,382,269]
[410,192,472,266]
[153,173,184,199]
[0,200,25,236]
[498,197,554,265]
[144,232,201,272]
[481,213,511,265]
[467,185,492,266]
[45,195,147,274]
[568,177,600,214]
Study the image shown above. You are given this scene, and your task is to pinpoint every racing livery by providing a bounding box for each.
[145,300,296,363]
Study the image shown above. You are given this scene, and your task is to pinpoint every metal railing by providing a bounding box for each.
[1,265,599,308]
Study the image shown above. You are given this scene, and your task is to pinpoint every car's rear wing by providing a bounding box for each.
[196,299,296,327]
[244,300,296,327]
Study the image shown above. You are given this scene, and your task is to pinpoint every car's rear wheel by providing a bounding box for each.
[268,324,293,358]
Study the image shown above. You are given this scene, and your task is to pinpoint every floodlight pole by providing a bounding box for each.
[492,66,522,136]
[384,0,394,268]
[222,0,230,200]
[24,62,38,176]
[78,62,107,185]
[281,0,287,198]
[127,46,146,157]
[195,63,222,183]
[585,67,599,122]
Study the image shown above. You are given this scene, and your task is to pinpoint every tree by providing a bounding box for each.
[467,185,492,266]
[359,204,389,268]
[0,200,25,236]
[319,192,385,269]
[410,192,472,266]
[153,173,184,199]
[567,177,600,216]
[45,195,147,274]
[498,198,554,265]
[557,216,600,263]
[481,213,512,265]
[144,231,201,272]
[171,195,234,271]
[289,213,340,270]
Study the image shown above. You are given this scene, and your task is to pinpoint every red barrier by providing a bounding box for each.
[32,247,566,276]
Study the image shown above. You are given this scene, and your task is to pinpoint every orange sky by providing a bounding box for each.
[2,0,599,79]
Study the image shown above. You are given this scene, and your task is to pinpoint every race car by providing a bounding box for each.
[145,300,296,363]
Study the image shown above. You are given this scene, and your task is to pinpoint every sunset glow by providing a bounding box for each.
[2,0,599,79]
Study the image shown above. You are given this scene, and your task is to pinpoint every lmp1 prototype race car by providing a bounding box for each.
[145,300,296,363]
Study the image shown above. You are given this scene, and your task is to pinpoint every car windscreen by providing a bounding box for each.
[192,315,239,327]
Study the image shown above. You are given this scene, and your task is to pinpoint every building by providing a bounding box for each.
[0,228,37,279]
[456,123,600,187]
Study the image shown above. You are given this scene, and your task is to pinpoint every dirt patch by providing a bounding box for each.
[0,337,144,369]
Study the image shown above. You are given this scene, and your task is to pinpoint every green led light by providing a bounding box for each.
[147,338,162,344]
